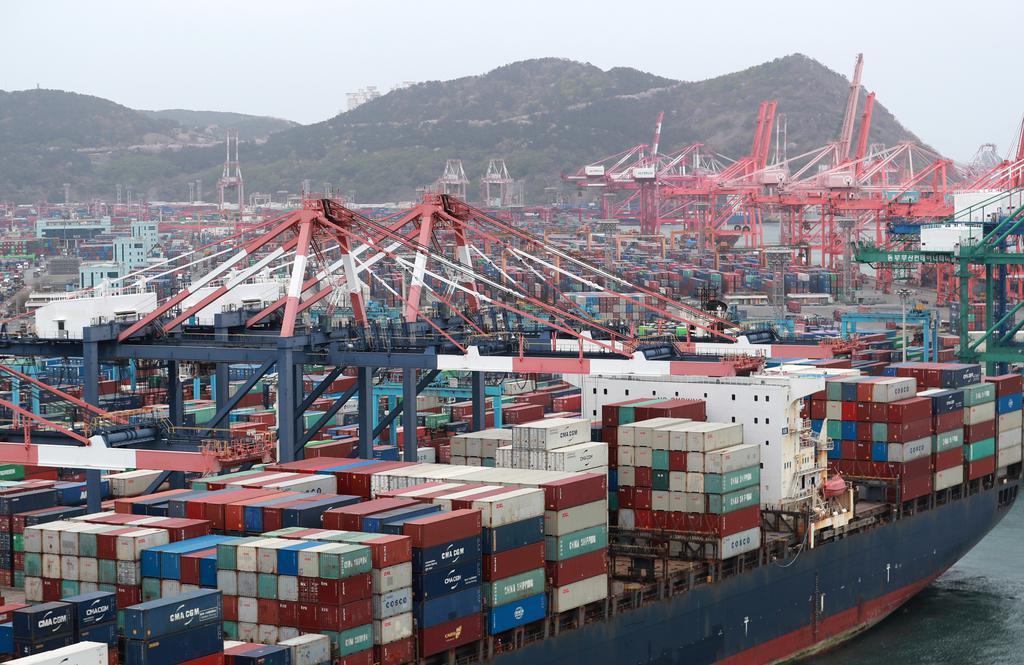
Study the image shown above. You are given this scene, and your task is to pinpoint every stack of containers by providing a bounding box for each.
[139,535,234,601]
[542,476,609,615]
[215,535,375,664]
[123,590,223,664]
[984,374,1024,470]
[403,509,486,655]
[450,429,512,467]
[817,375,935,502]
[22,521,170,608]
[4,505,86,589]
[496,417,606,473]
[0,486,60,587]
[887,362,992,481]
[918,388,966,490]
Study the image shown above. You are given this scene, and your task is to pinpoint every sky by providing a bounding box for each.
[2,0,1022,161]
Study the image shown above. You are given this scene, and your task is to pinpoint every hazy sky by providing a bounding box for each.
[2,0,1021,161]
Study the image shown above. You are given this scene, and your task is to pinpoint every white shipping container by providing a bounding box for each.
[374,612,413,645]
[999,428,1023,449]
[115,561,140,586]
[998,410,1023,432]
[685,452,704,473]
[23,526,43,553]
[704,443,760,474]
[278,575,298,602]
[267,475,336,494]
[79,558,98,583]
[115,529,168,561]
[871,378,917,403]
[24,576,43,602]
[934,465,964,491]
[60,555,78,581]
[258,625,279,645]
[652,490,669,511]
[416,447,436,463]
[373,562,412,594]
[964,403,996,425]
[298,544,335,577]
[668,471,685,492]
[277,627,301,642]
[515,417,591,450]
[999,444,1024,466]
[633,447,653,468]
[669,491,685,512]
[450,437,467,456]
[825,401,843,421]
[472,488,545,526]
[685,472,704,493]
[544,500,606,536]
[888,437,931,463]
[541,442,608,471]
[616,508,635,528]
[107,469,164,497]
[79,582,99,594]
[258,540,295,573]
[551,574,608,613]
[685,423,744,453]
[685,493,704,513]
[433,485,504,511]
[217,570,238,595]
[373,587,413,619]
[717,527,761,559]
[279,634,332,665]
[59,524,88,556]
[160,580,181,597]
[237,538,273,572]
[238,622,259,642]
[618,446,635,466]
[238,596,259,623]
[237,572,257,597]
[7,642,108,665]
[617,466,635,486]
[42,554,60,578]
[632,418,691,449]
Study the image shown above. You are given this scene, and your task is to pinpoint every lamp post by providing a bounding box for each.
[897,288,913,362]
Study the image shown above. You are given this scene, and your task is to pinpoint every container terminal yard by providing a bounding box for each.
[0,51,1023,665]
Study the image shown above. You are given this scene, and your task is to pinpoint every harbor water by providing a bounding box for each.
[807,501,1024,664]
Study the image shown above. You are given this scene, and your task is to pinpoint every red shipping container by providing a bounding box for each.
[323,499,419,531]
[634,466,653,488]
[545,549,608,587]
[316,598,372,631]
[357,534,412,568]
[602,428,618,446]
[418,613,484,657]
[403,509,481,549]
[97,528,136,560]
[934,448,964,470]
[338,651,373,665]
[810,400,826,420]
[633,488,652,511]
[540,474,607,510]
[686,505,761,536]
[669,451,687,471]
[181,655,224,665]
[224,493,300,533]
[338,462,412,497]
[256,598,279,625]
[967,456,996,480]
[965,420,996,443]
[840,402,858,421]
[633,398,706,423]
[298,573,373,605]
[223,595,238,622]
[933,411,964,433]
[839,440,858,459]
[617,487,634,509]
[855,422,873,442]
[306,440,356,459]
[277,600,298,626]
[375,637,414,665]
[116,584,141,608]
[985,373,1024,396]
[0,604,27,624]
[145,518,212,542]
[483,542,545,580]
[601,399,651,428]
[854,402,872,421]
[888,418,932,443]
[885,397,932,423]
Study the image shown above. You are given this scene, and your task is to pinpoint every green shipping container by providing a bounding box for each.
[0,464,25,481]
[932,429,963,453]
[337,624,373,657]
[652,450,670,471]
[544,524,608,561]
[142,577,161,601]
[652,469,670,491]
[871,422,888,441]
[217,537,261,570]
[319,544,372,579]
[12,533,23,553]
[484,568,546,607]
[703,466,760,494]
[257,573,277,599]
[706,486,760,514]
[223,621,238,640]
[965,438,996,462]
[99,559,116,585]
[826,420,843,439]
[23,553,40,577]
[60,580,79,597]
[962,382,996,406]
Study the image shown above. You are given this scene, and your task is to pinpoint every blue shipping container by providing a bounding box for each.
[0,489,58,516]
[412,535,482,574]
[871,442,888,462]
[160,536,234,581]
[482,517,543,554]
[487,593,547,634]
[412,586,482,628]
[0,622,10,655]
[63,591,116,628]
[413,559,482,599]
[78,621,118,646]
[13,635,74,658]
[12,602,73,640]
[997,393,1022,414]
[277,541,321,577]
[123,589,222,639]
[123,623,222,665]
[244,495,305,534]
[362,504,441,533]
[53,481,109,506]
[227,644,292,665]
[282,495,361,528]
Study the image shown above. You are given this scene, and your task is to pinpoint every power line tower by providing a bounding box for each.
[217,129,244,215]
[480,159,513,207]
[438,160,468,198]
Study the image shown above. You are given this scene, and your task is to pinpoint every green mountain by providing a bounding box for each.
[0,56,922,203]
[140,109,296,142]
